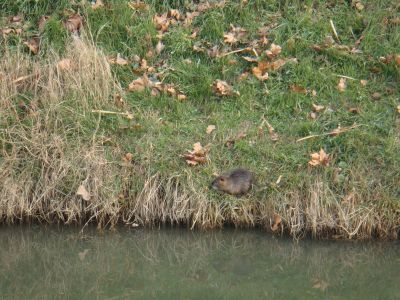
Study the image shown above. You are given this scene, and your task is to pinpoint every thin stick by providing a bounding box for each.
[335,74,357,80]
[330,19,340,42]
[91,109,133,118]
[12,73,39,84]
[218,47,250,58]
[297,124,361,142]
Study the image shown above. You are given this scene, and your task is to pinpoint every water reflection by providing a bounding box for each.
[0,226,399,299]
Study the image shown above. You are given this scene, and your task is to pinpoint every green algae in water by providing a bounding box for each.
[0,227,399,300]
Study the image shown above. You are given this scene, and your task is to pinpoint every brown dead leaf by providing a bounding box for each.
[395,55,400,66]
[224,32,238,44]
[271,214,282,232]
[238,72,249,81]
[397,105,400,114]
[92,0,104,9]
[337,78,347,92]
[57,58,72,71]
[354,1,364,11]
[265,43,281,58]
[312,279,329,291]
[78,249,89,261]
[108,54,129,65]
[10,15,22,25]
[312,103,325,112]
[128,75,151,92]
[206,125,216,134]
[212,80,237,96]
[76,185,90,201]
[38,15,50,31]
[2,28,14,35]
[153,14,170,32]
[177,94,187,101]
[265,121,279,141]
[269,59,287,71]
[114,94,125,108]
[225,131,247,148]
[122,152,133,163]
[252,67,269,81]
[156,40,165,54]
[183,142,210,166]
[308,149,330,167]
[348,107,360,114]
[24,38,40,55]
[128,1,149,10]
[291,85,307,94]
[64,14,83,33]
[310,112,317,120]
[360,79,367,87]
[371,92,381,101]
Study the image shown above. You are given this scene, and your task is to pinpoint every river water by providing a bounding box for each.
[0,226,399,299]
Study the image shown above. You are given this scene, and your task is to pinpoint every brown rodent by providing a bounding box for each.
[211,168,253,196]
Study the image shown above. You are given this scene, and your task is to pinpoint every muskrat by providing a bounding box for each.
[211,168,253,196]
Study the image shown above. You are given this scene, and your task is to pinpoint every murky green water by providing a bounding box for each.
[0,226,399,300]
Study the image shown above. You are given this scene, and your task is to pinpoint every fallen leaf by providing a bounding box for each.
[223,32,238,44]
[360,79,367,87]
[76,185,90,201]
[2,28,14,35]
[395,55,400,66]
[92,0,104,9]
[128,1,149,10]
[311,90,317,97]
[291,85,307,94]
[312,103,325,112]
[64,14,83,33]
[271,214,282,232]
[10,15,22,25]
[212,80,237,96]
[183,142,210,166]
[206,125,216,134]
[348,107,360,114]
[223,24,247,45]
[57,58,72,71]
[337,78,347,92]
[122,152,133,163]
[108,54,129,65]
[310,112,317,119]
[265,121,279,141]
[38,15,50,31]
[354,1,364,11]
[312,279,329,291]
[78,249,89,261]
[156,40,165,54]
[308,149,330,167]
[252,67,269,81]
[114,94,125,108]
[177,94,187,101]
[225,131,247,148]
[24,38,40,55]
[371,92,381,100]
[238,72,249,81]
[397,105,400,113]
[153,13,170,32]
[242,56,258,62]
[128,75,151,92]
[269,59,287,71]
[265,43,281,58]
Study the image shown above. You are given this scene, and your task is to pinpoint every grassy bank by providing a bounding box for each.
[0,0,399,239]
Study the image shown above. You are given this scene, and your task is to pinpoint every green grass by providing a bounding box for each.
[0,0,399,238]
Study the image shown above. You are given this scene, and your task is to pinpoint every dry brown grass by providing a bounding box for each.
[0,35,398,239]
